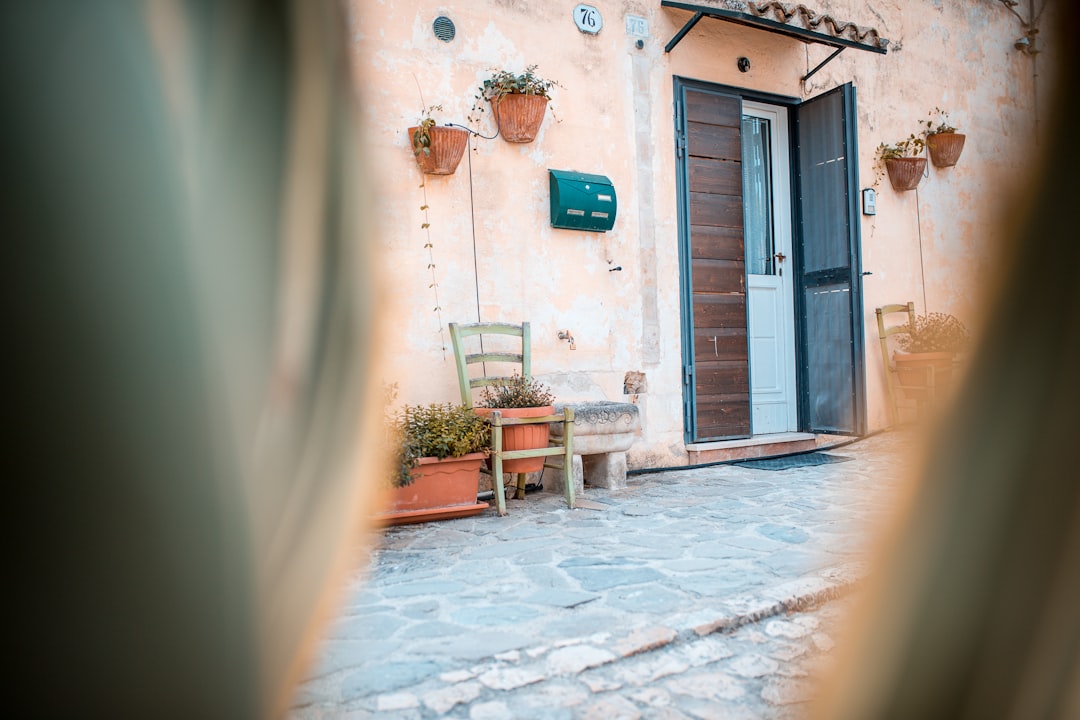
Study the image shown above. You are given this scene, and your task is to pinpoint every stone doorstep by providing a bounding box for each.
[686,433,842,464]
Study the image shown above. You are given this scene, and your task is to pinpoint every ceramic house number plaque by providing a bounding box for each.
[573,4,602,34]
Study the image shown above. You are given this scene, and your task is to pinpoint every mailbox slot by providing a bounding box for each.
[549,169,617,232]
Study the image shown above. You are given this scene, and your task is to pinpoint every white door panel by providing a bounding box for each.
[743,102,797,434]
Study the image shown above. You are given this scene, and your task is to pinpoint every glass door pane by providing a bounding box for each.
[741,116,774,276]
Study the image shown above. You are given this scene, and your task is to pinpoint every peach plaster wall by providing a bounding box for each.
[348,0,1051,468]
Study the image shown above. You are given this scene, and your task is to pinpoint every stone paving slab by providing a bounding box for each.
[290,432,910,718]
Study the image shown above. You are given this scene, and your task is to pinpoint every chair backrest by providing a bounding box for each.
[448,322,532,408]
[875,302,916,368]
[875,302,916,425]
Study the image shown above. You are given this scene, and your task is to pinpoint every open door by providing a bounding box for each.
[793,83,866,435]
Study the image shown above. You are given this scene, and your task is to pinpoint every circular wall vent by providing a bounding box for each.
[433,16,456,43]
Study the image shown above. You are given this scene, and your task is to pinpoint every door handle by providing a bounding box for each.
[773,252,786,263]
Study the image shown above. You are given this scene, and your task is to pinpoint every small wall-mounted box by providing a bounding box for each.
[548,169,617,232]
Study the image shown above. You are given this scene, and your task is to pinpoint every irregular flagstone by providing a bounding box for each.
[421,681,481,714]
[761,677,818,706]
[757,523,811,543]
[545,645,616,675]
[665,671,746,700]
[476,666,546,691]
[562,564,665,591]
[523,588,599,608]
[376,692,418,711]
[727,653,780,678]
[610,626,678,658]
[580,694,642,720]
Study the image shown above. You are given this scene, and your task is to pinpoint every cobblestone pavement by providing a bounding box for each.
[290,432,912,719]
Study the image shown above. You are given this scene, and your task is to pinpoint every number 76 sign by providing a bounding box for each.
[573,4,603,34]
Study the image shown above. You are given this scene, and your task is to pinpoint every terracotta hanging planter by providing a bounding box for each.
[408,124,468,175]
[926,132,966,167]
[490,93,549,143]
[885,157,927,192]
[894,352,955,400]
[379,452,488,525]
[474,405,554,472]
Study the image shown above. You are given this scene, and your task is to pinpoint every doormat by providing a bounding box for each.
[734,452,851,471]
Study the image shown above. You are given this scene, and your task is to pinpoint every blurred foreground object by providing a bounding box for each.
[5,1,379,717]
[815,3,1079,718]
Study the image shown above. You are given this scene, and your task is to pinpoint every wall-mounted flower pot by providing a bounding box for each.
[926,132,966,167]
[379,452,487,525]
[474,406,554,472]
[408,125,468,175]
[490,93,549,143]
[885,157,927,191]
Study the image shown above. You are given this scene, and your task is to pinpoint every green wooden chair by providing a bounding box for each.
[448,321,575,516]
[876,301,935,426]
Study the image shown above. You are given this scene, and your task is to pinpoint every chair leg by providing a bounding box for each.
[492,421,507,516]
[562,408,575,510]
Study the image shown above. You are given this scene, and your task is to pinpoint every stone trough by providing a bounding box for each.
[546,400,641,495]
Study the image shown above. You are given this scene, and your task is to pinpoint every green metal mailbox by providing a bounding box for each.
[548,169,617,232]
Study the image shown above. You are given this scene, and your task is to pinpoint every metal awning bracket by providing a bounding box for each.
[665,10,705,53]
[802,47,845,81]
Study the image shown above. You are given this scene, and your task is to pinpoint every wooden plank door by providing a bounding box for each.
[679,87,750,440]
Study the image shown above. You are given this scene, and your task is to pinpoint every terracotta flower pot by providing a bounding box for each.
[408,125,468,175]
[894,352,955,400]
[885,157,927,191]
[490,93,549,143]
[475,405,554,472]
[926,132,966,167]
[380,452,487,525]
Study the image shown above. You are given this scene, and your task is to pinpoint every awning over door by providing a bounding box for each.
[662,1,889,79]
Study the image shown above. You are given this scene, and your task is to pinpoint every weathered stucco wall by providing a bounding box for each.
[349,0,1052,467]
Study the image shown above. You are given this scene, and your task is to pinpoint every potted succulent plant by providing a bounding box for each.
[894,312,971,400]
[472,65,560,143]
[877,134,927,191]
[408,105,468,175]
[921,107,966,168]
[474,373,556,472]
[381,402,491,525]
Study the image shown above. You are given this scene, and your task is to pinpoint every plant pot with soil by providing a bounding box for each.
[474,373,556,473]
[380,402,491,525]
[877,134,927,191]
[922,107,966,168]
[894,311,970,400]
[473,65,560,143]
[409,106,468,175]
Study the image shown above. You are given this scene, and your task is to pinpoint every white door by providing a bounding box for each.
[742,102,797,434]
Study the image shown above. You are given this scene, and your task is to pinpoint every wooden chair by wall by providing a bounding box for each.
[876,301,922,426]
[448,321,575,516]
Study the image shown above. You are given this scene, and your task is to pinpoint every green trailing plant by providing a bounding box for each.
[896,312,971,354]
[411,104,443,157]
[478,373,556,409]
[469,65,562,125]
[877,134,926,161]
[921,107,958,136]
[392,403,491,488]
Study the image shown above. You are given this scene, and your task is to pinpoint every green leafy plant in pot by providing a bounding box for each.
[409,104,468,176]
[877,133,927,192]
[383,402,491,524]
[475,373,556,473]
[471,65,560,143]
[894,312,970,399]
[921,107,966,168]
